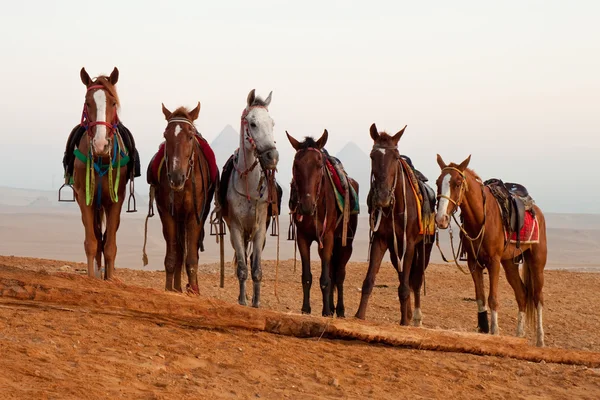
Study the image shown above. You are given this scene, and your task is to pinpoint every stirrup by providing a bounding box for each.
[126,180,137,213]
[287,213,296,241]
[58,183,75,202]
[270,215,279,237]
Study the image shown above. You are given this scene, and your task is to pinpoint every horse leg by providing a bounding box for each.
[229,224,248,306]
[333,240,351,318]
[250,225,267,308]
[501,259,527,338]
[355,235,386,320]
[328,248,337,315]
[185,219,201,294]
[103,200,124,281]
[160,212,180,291]
[77,202,99,278]
[470,260,489,333]
[297,234,312,314]
[409,247,425,327]
[398,241,416,326]
[526,244,547,347]
[317,233,334,317]
[488,258,502,335]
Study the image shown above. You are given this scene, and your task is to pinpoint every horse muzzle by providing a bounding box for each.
[258,148,279,171]
[435,213,450,229]
[168,170,186,192]
[372,188,393,209]
[298,196,316,216]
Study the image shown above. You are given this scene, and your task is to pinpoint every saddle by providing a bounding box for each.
[63,123,141,182]
[484,178,535,249]
[217,152,282,222]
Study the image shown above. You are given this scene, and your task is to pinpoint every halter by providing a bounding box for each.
[291,146,327,248]
[240,105,277,167]
[163,117,197,191]
[436,167,469,210]
[80,84,119,140]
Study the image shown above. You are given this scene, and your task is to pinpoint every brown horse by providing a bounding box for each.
[434,154,547,346]
[355,124,435,326]
[287,130,359,317]
[72,67,130,279]
[147,103,215,293]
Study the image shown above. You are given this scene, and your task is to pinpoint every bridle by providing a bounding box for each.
[163,118,197,191]
[80,84,119,144]
[292,147,325,216]
[239,106,277,173]
[435,166,487,272]
[369,145,402,208]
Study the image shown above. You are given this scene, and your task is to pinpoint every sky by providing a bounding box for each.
[0,0,598,213]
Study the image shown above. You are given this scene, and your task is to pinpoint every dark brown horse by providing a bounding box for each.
[287,130,359,317]
[145,103,215,293]
[72,67,130,279]
[356,124,435,326]
[434,154,547,346]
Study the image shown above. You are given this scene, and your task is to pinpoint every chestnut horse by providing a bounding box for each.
[355,124,434,326]
[145,103,215,293]
[287,130,359,317]
[434,154,547,346]
[72,67,130,279]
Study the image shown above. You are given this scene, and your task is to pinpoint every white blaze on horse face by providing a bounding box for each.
[435,173,452,226]
[174,124,181,137]
[92,89,109,153]
[378,148,386,155]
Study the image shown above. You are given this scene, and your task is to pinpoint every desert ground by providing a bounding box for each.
[1,191,600,399]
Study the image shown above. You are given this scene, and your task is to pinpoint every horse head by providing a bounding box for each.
[287,129,328,216]
[161,102,201,191]
[241,89,279,171]
[368,123,407,208]
[80,67,120,156]
[434,154,472,229]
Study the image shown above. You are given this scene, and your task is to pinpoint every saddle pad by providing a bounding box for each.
[149,135,218,185]
[399,158,425,235]
[325,160,359,214]
[508,210,539,244]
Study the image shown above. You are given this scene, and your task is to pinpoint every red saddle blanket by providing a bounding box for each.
[508,210,539,243]
[149,135,218,185]
[325,159,345,195]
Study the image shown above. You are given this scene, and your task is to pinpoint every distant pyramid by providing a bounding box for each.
[210,125,240,168]
[336,142,370,204]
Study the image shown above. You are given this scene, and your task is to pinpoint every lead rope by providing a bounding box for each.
[142,185,156,266]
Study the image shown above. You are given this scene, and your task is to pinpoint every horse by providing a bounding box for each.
[355,124,435,326]
[434,154,547,346]
[219,89,280,308]
[70,67,133,279]
[287,130,359,317]
[143,103,216,293]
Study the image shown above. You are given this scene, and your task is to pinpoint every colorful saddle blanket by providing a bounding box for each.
[324,158,359,214]
[147,134,218,186]
[507,210,539,244]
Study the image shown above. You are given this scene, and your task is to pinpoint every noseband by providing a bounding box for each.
[164,118,197,190]
[81,84,119,141]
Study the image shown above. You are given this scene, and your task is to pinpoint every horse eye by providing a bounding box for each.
[112,102,116,107]
[250,122,257,128]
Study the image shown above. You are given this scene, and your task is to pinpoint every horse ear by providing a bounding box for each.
[458,154,472,171]
[391,125,407,145]
[109,67,119,85]
[316,129,329,149]
[436,154,447,169]
[247,89,256,107]
[80,67,91,86]
[161,103,172,120]
[286,131,301,151]
[264,91,273,107]
[369,123,379,141]
[189,101,201,121]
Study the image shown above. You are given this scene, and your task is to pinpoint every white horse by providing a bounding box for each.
[223,89,279,308]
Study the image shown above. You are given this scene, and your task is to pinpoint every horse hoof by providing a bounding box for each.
[412,319,422,327]
[238,299,247,306]
[301,307,311,315]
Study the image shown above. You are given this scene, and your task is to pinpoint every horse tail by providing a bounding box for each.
[94,206,105,253]
[522,256,536,330]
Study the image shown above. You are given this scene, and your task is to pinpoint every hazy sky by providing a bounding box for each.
[1,1,598,213]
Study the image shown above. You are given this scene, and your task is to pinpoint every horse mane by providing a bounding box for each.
[90,75,120,107]
[296,136,321,150]
[373,132,398,148]
[170,106,193,120]
[250,95,269,108]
